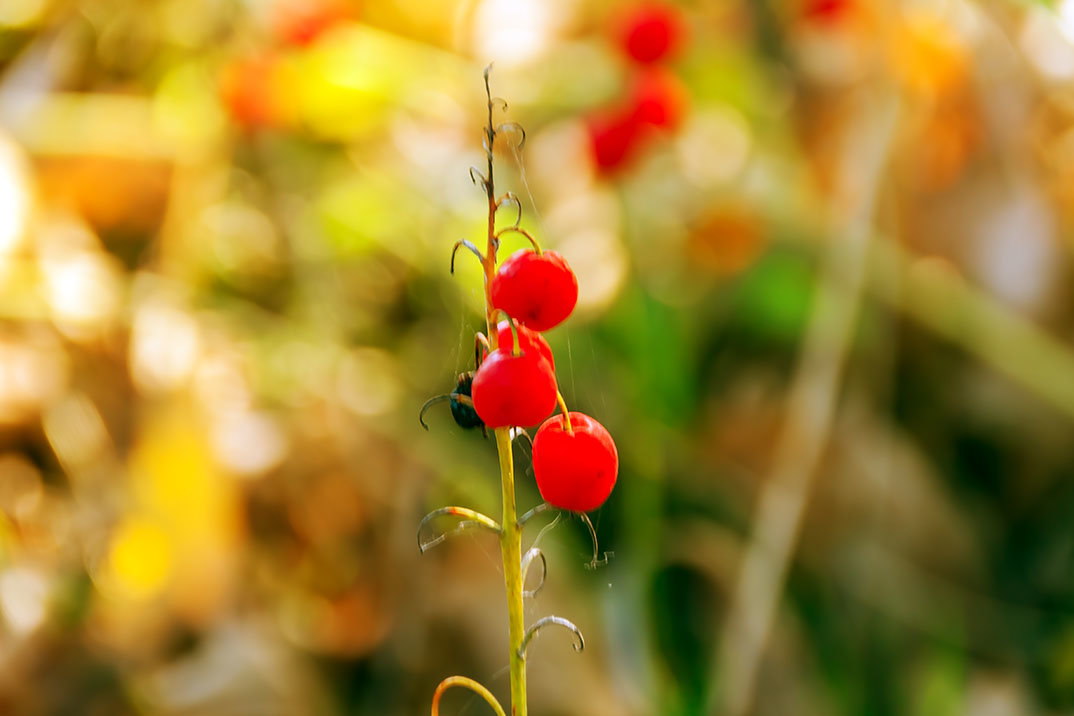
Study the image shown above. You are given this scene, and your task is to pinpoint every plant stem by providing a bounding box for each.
[480,66,527,716]
[496,427,527,716]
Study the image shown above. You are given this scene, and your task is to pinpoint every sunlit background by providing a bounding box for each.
[1,0,1074,714]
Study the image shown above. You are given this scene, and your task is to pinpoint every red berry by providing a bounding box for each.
[490,250,579,332]
[533,412,618,512]
[496,320,555,371]
[615,3,685,65]
[271,0,350,46]
[629,67,687,131]
[220,55,281,130]
[471,348,558,428]
[586,109,648,173]
[802,0,851,23]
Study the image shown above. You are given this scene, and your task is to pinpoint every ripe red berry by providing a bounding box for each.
[615,3,686,65]
[496,320,555,371]
[629,67,687,131]
[471,348,558,428]
[533,412,618,513]
[490,250,579,332]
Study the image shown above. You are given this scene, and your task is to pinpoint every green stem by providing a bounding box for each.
[496,427,527,716]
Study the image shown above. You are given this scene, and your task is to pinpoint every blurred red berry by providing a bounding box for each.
[802,0,852,23]
[220,55,282,130]
[629,67,688,130]
[490,249,579,332]
[271,0,351,46]
[471,348,558,428]
[615,3,686,64]
[533,412,618,513]
[586,109,647,173]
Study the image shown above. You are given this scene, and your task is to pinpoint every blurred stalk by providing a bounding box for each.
[714,89,900,716]
[869,239,1074,420]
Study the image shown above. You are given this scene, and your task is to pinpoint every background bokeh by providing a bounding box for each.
[1,0,1074,714]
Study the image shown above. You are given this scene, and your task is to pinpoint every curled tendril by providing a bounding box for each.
[496,122,526,151]
[418,506,501,553]
[521,547,547,598]
[431,675,506,716]
[418,392,476,431]
[490,96,509,113]
[519,502,552,526]
[494,226,541,254]
[517,616,585,659]
[469,166,488,187]
[496,193,523,229]
[528,513,562,561]
[451,240,485,274]
[474,332,490,369]
[579,512,613,570]
[419,395,451,431]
